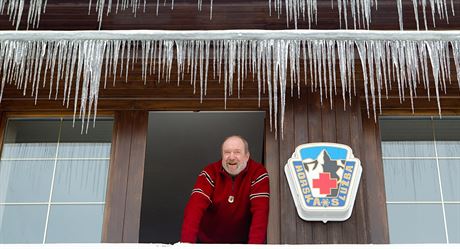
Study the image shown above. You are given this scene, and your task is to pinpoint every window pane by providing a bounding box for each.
[52,160,109,202]
[434,118,460,157]
[436,141,460,158]
[58,119,113,158]
[0,160,54,203]
[0,205,47,243]
[0,117,113,244]
[434,118,460,141]
[45,204,104,243]
[4,119,60,143]
[445,204,460,243]
[1,143,57,159]
[60,119,113,143]
[58,143,111,159]
[387,204,446,243]
[438,160,460,201]
[2,119,59,159]
[382,141,435,157]
[380,118,434,141]
[383,159,441,201]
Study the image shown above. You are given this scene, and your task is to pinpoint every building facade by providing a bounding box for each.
[0,0,459,244]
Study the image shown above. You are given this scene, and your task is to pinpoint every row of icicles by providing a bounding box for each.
[0,39,458,136]
[0,0,456,30]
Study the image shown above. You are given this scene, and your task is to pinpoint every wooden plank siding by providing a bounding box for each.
[265,116,281,244]
[361,117,389,243]
[103,111,133,242]
[103,110,149,242]
[278,90,297,244]
[123,111,149,242]
[293,88,311,244]
[264,91,389,244]
[347,97,368,244]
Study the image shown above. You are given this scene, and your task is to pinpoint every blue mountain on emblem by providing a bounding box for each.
[302,149,345,197]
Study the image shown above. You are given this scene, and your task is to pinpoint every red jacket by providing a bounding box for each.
[181,159,270,244]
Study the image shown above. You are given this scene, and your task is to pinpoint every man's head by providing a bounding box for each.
[221,135,250,176]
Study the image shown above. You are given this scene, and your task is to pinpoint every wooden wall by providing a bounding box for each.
[265,89,389,244]
[103,110,149,243]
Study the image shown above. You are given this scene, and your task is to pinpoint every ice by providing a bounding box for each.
[0,0,458,30]
[397,0,404,30]
[452,41,460,94]
[0,0,46,29]
[1,30,460,135]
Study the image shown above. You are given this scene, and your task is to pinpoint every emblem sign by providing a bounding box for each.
[284,143,362,223]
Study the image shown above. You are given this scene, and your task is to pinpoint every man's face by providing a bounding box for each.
[221,137,250,176]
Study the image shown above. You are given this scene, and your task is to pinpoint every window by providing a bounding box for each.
[0,118,113,244]
[139,111,265,243]
[380,117,460,243]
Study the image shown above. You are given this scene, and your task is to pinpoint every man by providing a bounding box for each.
[181,135,270,244]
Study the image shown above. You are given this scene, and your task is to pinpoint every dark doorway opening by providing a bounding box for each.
[139,111,265,243]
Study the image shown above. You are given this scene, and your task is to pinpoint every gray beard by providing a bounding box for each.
[222,161,248,176]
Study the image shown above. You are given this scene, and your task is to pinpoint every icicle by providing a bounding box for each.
[2,31,460,137]
[337,40,347,108]
[193,40,199,94]
[237,40,241,98]
[321,40,327,103]
[366,41,377,120]
[204,40,210,96]
[165,40,174,83]
[326,40,334,107]
[426,41,443,115]
[356,41,370,117]
[228,40,236,98]
[452,41,460,92]
[89,0,217,27]
[279,40,288,139]
[265,40,273,134]
[3,0,457,40]
[272,40,279,139]
[0,0,47,30]
[255,41,262,107]
[223,40,228,108]
[289,40,296,97]
[373,41,384,113]
[198,40,204,102]
[412,0,420,30]
[397,0,404,30]
[175,40,184,85]
[295,41,301,98]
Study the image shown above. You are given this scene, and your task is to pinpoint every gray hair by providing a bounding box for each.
[222,135,250,154]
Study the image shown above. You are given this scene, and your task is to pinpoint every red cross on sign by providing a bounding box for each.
[313,172,338,195]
